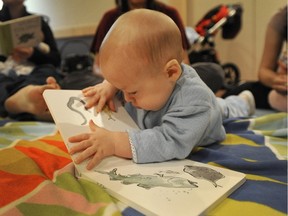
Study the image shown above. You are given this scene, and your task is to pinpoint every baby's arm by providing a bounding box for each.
[82,80,118,112]
[68,120,132,170]
[125,102,225,164]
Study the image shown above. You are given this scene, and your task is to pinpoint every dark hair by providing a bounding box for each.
[115,0,158,13]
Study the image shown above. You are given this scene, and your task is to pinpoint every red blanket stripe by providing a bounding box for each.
[15,146,71,180]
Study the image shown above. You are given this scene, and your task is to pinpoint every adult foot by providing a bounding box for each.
[4,77,60,120]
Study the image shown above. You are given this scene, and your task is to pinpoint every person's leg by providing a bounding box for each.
[192,62,225,93]
[223,81,272,109]
[4,77,60,121]
[0,74,15,117]
[217,90,255,120]
[268,90,287,112]
[8,65,63,95]
[4,65,63,121]
[60,70,103,90]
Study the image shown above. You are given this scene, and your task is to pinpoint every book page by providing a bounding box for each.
[44,89,246,216]
[81,156,246,216]
[43,89,139,172]
[10,15,42,48]
[0,15,42,56]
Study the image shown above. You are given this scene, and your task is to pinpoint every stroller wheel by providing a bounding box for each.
[222,63,240,89]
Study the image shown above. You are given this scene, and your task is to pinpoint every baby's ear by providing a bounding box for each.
[164,59,182,80]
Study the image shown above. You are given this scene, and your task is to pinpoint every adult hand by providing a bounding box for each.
[11,46,33,63]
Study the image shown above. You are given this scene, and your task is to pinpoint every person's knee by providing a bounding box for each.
[192,62,225,93]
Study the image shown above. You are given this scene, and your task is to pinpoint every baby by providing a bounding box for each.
[69,9,255,170]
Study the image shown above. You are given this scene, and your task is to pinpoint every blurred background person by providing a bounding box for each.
[0,0,62,120]
[222,5,287,111]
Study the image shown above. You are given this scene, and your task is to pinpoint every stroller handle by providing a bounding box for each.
[208,7,237,35]
[208,5,242,34]
[195,4,243,41]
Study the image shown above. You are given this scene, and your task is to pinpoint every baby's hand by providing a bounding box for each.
[82,80,118,112]
[68,120,116,170]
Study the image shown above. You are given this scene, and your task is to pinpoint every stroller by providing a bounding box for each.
[187,4,243,89]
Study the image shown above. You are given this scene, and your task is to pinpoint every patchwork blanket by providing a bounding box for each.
[0,112,287,216]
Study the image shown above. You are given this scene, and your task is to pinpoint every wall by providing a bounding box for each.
[21,0,287,80]
[164,0,187,25]
[25,0,115,38]
[186,0,286,81]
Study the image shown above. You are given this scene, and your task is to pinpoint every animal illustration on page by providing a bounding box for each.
[67,96,90,125]
[18,33,34,44]
[103,105,116,121]
[66,96,116,125]
[96,168,198,190]
[183,165,225,187]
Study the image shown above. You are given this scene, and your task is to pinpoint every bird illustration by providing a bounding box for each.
[183,165,225,187]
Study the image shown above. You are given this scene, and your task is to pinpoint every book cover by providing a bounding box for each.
[0,14,42,56]
[43,89,246,216]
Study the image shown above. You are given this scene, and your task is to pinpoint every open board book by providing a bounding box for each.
[0,14,41,56]
[43,89,246,216]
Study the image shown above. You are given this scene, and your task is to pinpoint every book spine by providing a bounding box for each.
[0,25,3,55]
[0,24,14,56]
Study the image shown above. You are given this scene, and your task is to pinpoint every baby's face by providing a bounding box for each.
[103,60,175,111]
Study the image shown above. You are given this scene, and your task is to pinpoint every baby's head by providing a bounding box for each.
[99,9,184,111]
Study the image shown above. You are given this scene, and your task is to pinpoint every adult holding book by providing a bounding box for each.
[0,0,63,120]
[0,0,61,65]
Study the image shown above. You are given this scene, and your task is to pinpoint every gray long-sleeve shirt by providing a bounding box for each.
[126,64,226,163]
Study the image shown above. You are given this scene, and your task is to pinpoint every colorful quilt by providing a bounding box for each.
[0,112,287,216]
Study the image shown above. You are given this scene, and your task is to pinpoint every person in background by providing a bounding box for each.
[0,0,63,120]
[222,5,287,111]
[260,5,287,112]
[268,51,287,111]
[69,9,255,170]
[0,0,61,67]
